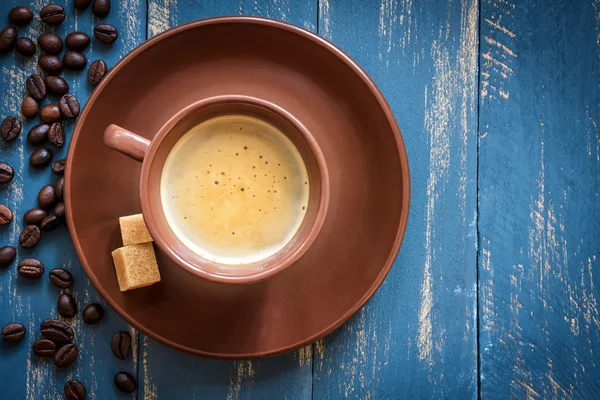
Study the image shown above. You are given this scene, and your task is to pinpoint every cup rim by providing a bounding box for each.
[139,95,330,284]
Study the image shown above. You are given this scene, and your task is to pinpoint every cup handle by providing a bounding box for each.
[103,124,151,162]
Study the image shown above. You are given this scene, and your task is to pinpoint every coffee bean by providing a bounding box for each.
[19,226,41,248]
[45,76,69,96]
[40,4,66,25]
[30,148,53,168]
[0,204,13,224]
[33,339,56,357]
[18,258,44,279]
[21,96,39,119]
[38,33,63,55]
[65,32,90,51]
[74,0,93,10]
[48,122,65,147]
[40,104,61,123]
[41,214,63,231]
[51,158,66,175]
[64,380,86,400]
[40,319,74,344]
[63,51,87,71]
[0,162,14,183]
[26,74,46,101]
[92,0,111,17]
[38,184,58,209]
[54,202,65,218]
[8,6,33,25]
[2,323,25,342]
[1,116,21,142]
[114,372,136,393]
[39,55,63,75]
[111,331,131,360]
[88,59,108,85]
[49,268,73,289]
[56,177,64,200]
[15,38,36,57]
[94,24,118,43]
[0,246,16,268]
[58,293,77,318]
[82,303,104,324]
[60,94,80,118]
[54,343,78,368]
[27,124,48,145]
[0,27,17,53]
[24,208,47,225]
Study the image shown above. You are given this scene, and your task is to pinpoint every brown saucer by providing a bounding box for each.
[65,17,410,358]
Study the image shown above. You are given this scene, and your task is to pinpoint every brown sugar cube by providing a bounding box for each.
[119,214,153,245]
[111,243,161,291]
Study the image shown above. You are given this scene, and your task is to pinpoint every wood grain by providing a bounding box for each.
[479,0,600,398]
[313,0,479,398]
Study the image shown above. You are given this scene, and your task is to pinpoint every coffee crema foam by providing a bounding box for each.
[160,115,309,265]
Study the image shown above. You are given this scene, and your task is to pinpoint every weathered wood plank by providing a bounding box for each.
[479,0,600,398]
[142,1,317,399]
[0,0,146,398]
[313,0,479,398]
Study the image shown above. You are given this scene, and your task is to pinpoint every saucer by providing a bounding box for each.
[65,17,410,358]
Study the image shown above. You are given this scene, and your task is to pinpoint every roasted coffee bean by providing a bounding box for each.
[48,122,64,147]
[88,59,108,85]
[39,55,63,75]
[40,4,66,25]
[63,51,86,71]
[74,0,93,10]
[15,38,36,57]
[30,147,53,168]
[0,27,17,53]
[65,32,90,51]
[21,96,39,118]
[64,379,86,400]
[114,372,136,393]
[0,162,14,183]
[0,246,16,268]
[40,319,74,344]
[111,331,131,360]
[27,124,49,145]
[45,75,69,96]
[40,104,61,123]
[1,116,21,142]
[2,323,25,342]
[41,214,63,231]
[92,0,111,17]
[38,33,63,55]
[94,24,118,43]
[0,204,13,224]
[54,343,78,368]
[24,208,47,225]
[82,303,104,324]
[58,293,77,318]
[60,94,80,118]
[49,268,73,288]
[18,258,44,278]
[19,226,41,248]
[54,202,65,218]
[38,184,58,209]
[56,177,64,200]
[51,158,66,175]
[33,339,56,357]
[26,74,46,101]
[8,6,33,25]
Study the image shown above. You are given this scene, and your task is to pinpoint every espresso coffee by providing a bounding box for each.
[161,115,309,265]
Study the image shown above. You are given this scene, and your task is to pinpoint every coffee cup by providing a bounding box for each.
[104,95,329,284]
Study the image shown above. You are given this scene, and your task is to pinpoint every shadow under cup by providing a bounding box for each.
[141,97,330,284]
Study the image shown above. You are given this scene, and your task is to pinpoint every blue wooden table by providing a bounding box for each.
[0,0,598,398]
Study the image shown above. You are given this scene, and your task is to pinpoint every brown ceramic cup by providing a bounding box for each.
[104,95,330,284]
